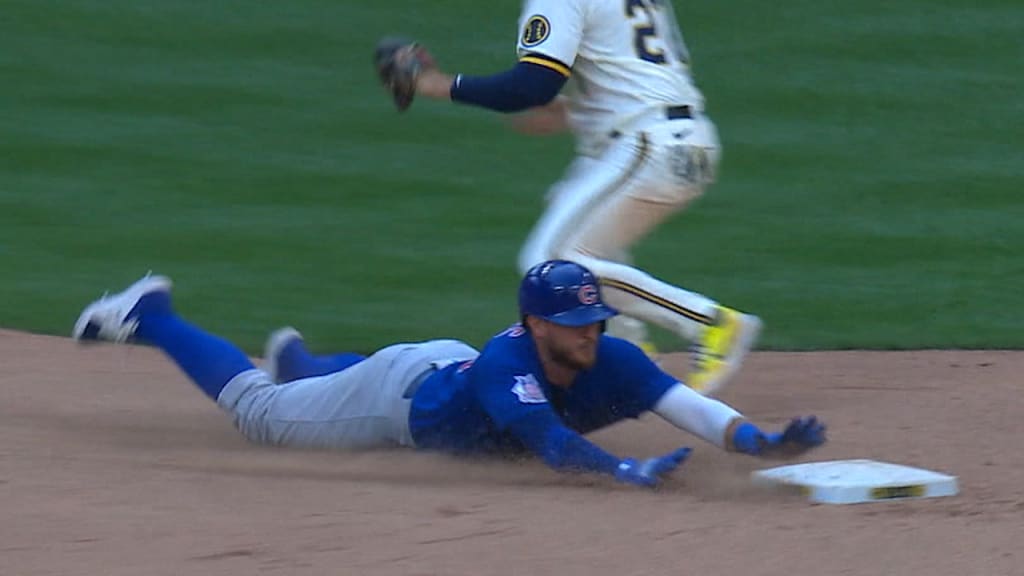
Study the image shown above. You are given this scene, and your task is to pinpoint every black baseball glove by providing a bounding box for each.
[374,36,435,112]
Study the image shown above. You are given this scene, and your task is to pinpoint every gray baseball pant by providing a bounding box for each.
[216,339,479,449]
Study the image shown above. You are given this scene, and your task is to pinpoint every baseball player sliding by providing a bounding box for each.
[73,260,825,488]
[375,0,760,397]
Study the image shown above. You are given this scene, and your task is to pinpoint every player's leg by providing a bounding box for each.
[72,275,478,450]
[73,275,255,402]
[574,120,761,396]
[518,133,718,341]
[517,118,760,395]
[541,163,658,349]
[566,207,720,341]
[218,339,478,449]
[519,157,659,351]
[262,326,365,384]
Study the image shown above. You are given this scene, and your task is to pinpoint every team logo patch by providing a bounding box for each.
[511,374,547,404]
[578,283,599,305]
[521,15,550,47]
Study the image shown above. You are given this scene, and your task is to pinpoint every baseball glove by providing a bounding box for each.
[374,36,435,112]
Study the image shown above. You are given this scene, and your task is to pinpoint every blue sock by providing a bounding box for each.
[132,292,255,401]
[277,338,364,382]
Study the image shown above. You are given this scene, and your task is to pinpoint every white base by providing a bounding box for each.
[752,459,959,505]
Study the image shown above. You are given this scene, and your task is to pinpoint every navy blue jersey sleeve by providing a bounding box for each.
[450,60,568,112]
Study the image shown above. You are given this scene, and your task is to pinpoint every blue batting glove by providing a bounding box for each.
[733,416,827,458]
[615,447,693,487]
[769,416,827,448]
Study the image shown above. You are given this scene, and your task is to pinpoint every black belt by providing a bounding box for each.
[666,105,693,120]
[402,366,437,399]
[610,105,693,139]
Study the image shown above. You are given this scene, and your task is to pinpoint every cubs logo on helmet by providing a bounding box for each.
[578,284,598,305]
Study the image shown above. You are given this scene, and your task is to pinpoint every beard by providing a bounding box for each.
[548,339,597,371]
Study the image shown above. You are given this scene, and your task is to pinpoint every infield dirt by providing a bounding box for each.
[2,329,1021,575]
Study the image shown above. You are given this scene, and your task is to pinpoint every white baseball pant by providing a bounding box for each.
[518,110,722,343]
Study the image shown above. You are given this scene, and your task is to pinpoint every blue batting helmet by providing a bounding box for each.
[518,260,618,326]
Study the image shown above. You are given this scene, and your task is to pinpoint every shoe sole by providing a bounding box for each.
[263,326,302,383]
[697,314,763,397]
[72,276,173,342]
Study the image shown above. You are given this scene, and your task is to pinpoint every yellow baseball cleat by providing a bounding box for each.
[687,306,762,396]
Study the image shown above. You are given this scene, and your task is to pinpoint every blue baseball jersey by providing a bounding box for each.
[408,324,677,457]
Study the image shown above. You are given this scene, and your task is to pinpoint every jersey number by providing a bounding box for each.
[626,0,665,64]
[626,0,689,65]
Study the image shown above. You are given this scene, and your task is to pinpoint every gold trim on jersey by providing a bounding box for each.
[519,55,571,77]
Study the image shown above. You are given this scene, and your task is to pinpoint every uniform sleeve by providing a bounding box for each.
[653,383,742,449]
[516,0,584,73]
[450,62,566,112]
[602,337,678,412]
[472,362,552,431]
[507,410,622,475]
[470,356,622,475]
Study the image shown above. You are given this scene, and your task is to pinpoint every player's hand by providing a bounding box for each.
[374,36,438,111]
[761,416,827,458]
[614,447,692,488]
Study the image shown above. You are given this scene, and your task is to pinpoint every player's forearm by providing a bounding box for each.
[417,62,567,113]
[653,385,811,456]
[509,96,569,135]
[509,413,621,475]
[653,383,743,449]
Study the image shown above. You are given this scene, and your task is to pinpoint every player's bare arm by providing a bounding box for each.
[508,96,569,135]
[415,67,455,100]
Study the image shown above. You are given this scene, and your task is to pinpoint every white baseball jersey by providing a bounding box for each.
[513,1,732,359]
[516,0,706,150]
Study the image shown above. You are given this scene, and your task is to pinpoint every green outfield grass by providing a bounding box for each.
[1,0,1020,353]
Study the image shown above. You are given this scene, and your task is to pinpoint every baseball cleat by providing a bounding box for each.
[686,306,762,397]
[72,274,173,343]
[263,326,304,383]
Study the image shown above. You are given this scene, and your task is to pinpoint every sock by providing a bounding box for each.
[277,338,364,382]
[132,293,255,401]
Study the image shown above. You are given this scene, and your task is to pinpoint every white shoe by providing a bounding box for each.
[72,274,172,343]
[263,326,303,383]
